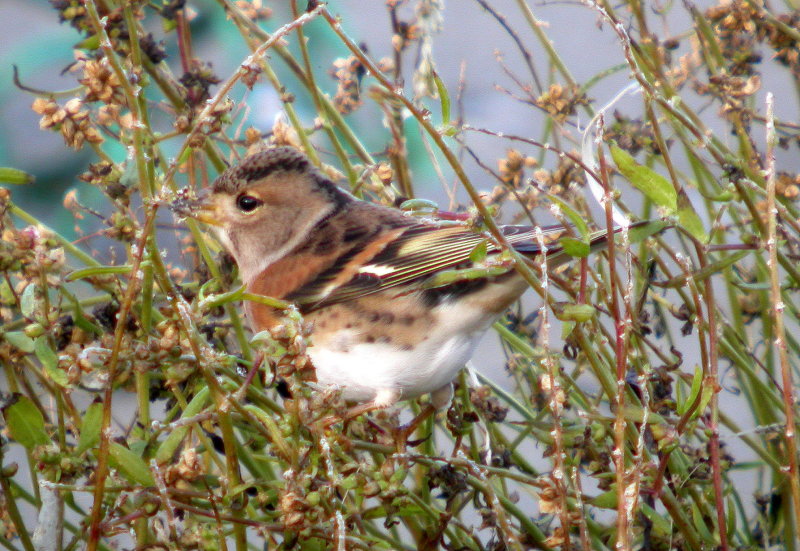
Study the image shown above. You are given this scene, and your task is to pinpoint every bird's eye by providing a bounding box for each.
[236,194,262,213]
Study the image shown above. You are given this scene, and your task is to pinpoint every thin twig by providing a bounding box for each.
[163,3,325,188]
[765,92,800,533]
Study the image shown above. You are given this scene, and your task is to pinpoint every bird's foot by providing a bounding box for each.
[315,388,400,433]
[314,414,342,430]
[393,404,436,452]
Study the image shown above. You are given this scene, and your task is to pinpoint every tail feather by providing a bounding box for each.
[505,220,667,261]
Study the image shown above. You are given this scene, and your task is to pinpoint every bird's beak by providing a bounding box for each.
[169,189,221,227]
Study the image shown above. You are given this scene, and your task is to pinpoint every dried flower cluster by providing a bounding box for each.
[179,60,222,108]
[193,98,234,145]
[604,111,662,156]
[498,149,538,187]
[29,48,140,149]
[534,84,589,124]
[79,56,126,105]
[411,0,443,99]
[271,117,302,150]
[705,1,762,76]
[234,0,272,21]
[705,0,800,79]
[330,56,364,115]
[482,150,585,216]
[480,149,537,206]
[31,97,104,150]
[774,171,800,200]
[252,308,314,409]
[700,0,800,124]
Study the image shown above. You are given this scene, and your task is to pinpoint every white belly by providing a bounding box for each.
[309,299,495,403]
[310,330,480,403]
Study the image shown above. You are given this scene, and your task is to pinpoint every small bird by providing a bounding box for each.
[174,147,633,437]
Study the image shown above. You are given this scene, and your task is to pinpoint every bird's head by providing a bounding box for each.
[171,147,351,283]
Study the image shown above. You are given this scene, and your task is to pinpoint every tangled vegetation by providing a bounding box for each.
[1,0,800,549]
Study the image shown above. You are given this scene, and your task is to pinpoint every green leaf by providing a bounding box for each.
[699,188,734,202]
[551,302,596,322]
[107,443,155,486]
[441,124,458,137]
[732,280,771,291]
[250,330,286,355]
[73,308,103,335]
[60,288,103,335]
[589,489,617,509]
[0,167,35,185]
[640,503,673,535]
[65,265,133,282]
[560,320,576,340]
[240,292,290,310]
[690,501,716,542]
[292,538,326,551]
[548,196,589,236]
[244,404,292,461]
[398,198,438,213]
[662,250,749,288]
[395,504,426,517]
[362,505,388,520]
[129,439,148,457]
[35,336,69,387]
[76,400,103,454]
[693,379,714,421]
[677,192,707,242]
[199,284,246,311]
[155,387,211,464]
[0,278,13,303]
[433,70,451,124]
[610,144,677,213]
[162,17,177,33]
[196,278,222,304]
[20,284,36,319]
[74,34,100,50]
[621,406,666,425]
[2,394,50,449]
[728,461,772,471]
[627,220,669,243]
[678,206,707,242]
[422,265,509,288]
[558,237,590,258]
[4,331,35,353]
[176,146,193,165]
[727,496,737,538]
[469,240,488,263]
[678,365,703,416]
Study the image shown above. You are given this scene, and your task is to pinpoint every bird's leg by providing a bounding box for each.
[393,404,436,451]
[430,382,455,411]
[233,351,264,403]
[316,388,400,429]
[394,383,453,451]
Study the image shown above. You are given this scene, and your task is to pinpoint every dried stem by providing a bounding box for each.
[765,92,800,533]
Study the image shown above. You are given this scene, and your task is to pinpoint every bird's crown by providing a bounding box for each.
[212,146,314,195]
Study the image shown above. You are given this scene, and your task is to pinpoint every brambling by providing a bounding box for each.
[174,147,633,436]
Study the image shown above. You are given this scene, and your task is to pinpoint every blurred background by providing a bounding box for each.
[0,1,696,223]
[3,0,800,531]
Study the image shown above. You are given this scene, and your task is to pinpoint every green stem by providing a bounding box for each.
[0,447,36,551]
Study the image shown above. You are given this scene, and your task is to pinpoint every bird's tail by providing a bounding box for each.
[503,220,668,266]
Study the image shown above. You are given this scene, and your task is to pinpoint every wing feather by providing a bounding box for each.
[287,222,571,310]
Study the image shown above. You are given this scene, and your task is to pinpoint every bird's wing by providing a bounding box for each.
[286,222,571,309]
